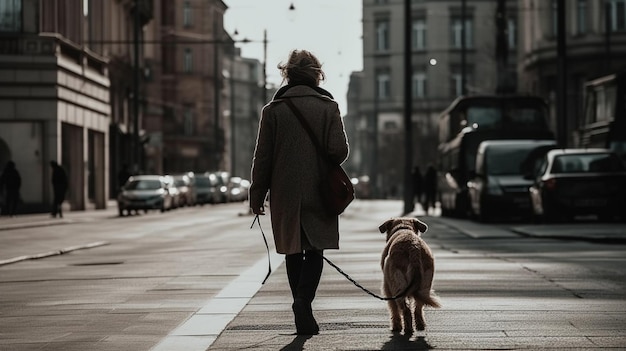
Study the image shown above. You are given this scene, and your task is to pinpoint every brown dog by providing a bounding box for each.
[379,217,440,333]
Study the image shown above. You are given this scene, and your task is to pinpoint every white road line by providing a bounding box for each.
[151,252,283,351]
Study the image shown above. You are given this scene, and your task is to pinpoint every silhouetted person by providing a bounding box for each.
[117,163,131,190]
[0,161,21,217]
[50,161,68,218]
[412,165,423,207]
[423,165,437,214]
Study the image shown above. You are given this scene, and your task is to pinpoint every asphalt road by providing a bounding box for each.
[1,200,625,350]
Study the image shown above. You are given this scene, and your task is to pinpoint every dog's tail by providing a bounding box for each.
[417,289,441,308]
[417,268,441,308]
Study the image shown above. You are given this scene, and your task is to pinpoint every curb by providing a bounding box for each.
[0,241,110,266]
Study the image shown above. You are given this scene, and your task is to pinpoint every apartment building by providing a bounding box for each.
[348,0,518,198]
[225,49,264,178]
[144,0,228,175]
[517,0,626,146]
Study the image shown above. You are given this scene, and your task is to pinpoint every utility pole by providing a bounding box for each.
[461,0,467,95]
[495,0,509,94]
[403,0,414,215]
[133,0,141,172]
[556,0,567,147]
[263,29,268,103]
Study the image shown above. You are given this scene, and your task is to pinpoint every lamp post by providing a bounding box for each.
[403,0,414,214]
[133,0,141,173]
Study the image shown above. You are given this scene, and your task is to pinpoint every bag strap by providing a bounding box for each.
[283,98,332,163]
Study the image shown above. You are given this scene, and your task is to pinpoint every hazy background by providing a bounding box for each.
[224,0,363,114]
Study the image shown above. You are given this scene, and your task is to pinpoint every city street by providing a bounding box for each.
[1,200,625,350]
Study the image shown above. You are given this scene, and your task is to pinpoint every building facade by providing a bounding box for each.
[517,0,626,147]
[226,49,264,179]
[0,0,113,212]
[145,0,228,175]
[350,0,518,198]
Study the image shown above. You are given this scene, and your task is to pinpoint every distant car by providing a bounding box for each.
[163,175,182,208]
[228,177,250,202]
[528,148,626,222]
[117,175,173,216]
[211,171,230,203]
[467,140,556,222]
[194,173,218,205]
[173,174,195,206]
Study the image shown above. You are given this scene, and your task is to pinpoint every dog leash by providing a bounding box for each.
[320,255,411,301]
[251,214,272,284]
[251,215,409,300]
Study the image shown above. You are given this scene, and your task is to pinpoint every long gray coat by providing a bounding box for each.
[249,85,349,255]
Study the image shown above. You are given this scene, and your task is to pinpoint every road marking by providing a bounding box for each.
[151,252,283,351]
[0,241,110,266]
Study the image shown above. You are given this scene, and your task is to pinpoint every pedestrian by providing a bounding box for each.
[249,49,349,335]
[50,161,68,218]
[117,163,131,190]
[0,161,22,217]
[412,165,423,207]
[423,164,437,215]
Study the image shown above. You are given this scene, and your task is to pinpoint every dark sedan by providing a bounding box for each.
[528,148,626,222]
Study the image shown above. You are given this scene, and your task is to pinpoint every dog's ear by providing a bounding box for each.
[412,218,428,233]
[378,219,393,233]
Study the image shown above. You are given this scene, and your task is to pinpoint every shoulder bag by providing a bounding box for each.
[283,98,354,215]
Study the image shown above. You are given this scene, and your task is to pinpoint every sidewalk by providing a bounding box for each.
[203,208,626,350]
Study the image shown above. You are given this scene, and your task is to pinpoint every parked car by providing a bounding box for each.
[228,176,250,202]
[528,148,626,222]
[117,175,173,216]
[172,174,195,206]
[194,173,217,205]
[211,171,230,203]
[163,175,181,209]
[467,139,556,222]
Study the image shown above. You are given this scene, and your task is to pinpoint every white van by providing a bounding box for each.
[467,139,556,222]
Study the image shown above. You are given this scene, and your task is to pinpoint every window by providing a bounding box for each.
[608,0,626,31]
[183,105,194,136]
[0,0,22,32]
[376,72,390,100]
[577,0,587,34]
[507,17,516,49]
[450,65,472,97]
[183,48,193,73]
[412,72,427,98]
[551,0,558,37]
[183,1,192,27]
[450,17,473,49]
[412,18,426,51]
[451,72,463,97]
[376,19,389,52]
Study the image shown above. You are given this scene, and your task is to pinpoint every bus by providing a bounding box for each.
[437,95,554,217]
[579,72,626,160]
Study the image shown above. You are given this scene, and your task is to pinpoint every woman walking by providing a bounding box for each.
[249,50,349,335]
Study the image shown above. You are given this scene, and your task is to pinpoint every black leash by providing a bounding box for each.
[320,255,411,301]
[251,215,409,300]
[251,214,272,284]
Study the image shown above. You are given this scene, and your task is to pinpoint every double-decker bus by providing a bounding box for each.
[579,72,626,160]
[437,95,554,217]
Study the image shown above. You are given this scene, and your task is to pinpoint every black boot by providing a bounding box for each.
[286,253,304,300]
[292,250,323,335]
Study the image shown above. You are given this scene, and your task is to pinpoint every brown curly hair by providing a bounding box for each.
[278,50,326,86]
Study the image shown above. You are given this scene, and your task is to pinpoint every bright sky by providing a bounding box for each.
[223,0,363,115]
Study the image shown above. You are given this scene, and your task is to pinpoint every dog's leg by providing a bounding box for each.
[383,283,402,332]
[413,297,426,331]
[401,298,414,334]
